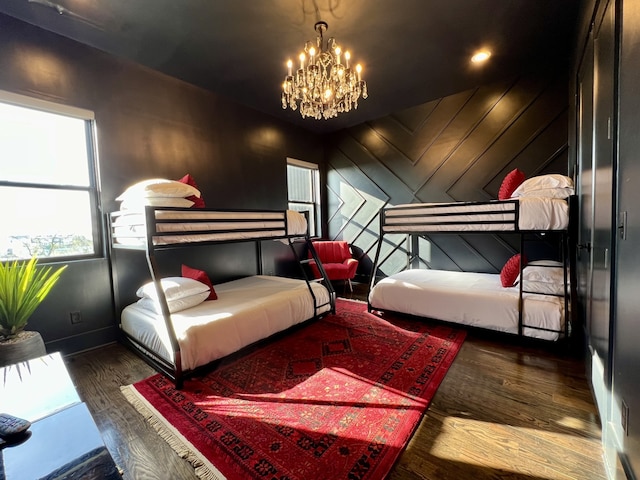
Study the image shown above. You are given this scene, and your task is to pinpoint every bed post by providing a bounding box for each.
[144,206,182,387]
[518,234,525,337]
[255,240,263,275]
[410,235,420,269]
[368,211,386,312]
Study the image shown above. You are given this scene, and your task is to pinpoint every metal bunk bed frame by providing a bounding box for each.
[109,206,336,388]
[368,196,578,342]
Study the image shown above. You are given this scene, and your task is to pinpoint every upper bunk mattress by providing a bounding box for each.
[368,269,564,341]
[382,197,570,233]
[112,209,308,246]
[121,275,331,371]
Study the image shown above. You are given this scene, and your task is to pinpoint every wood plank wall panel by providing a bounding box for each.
[325,72,569,279]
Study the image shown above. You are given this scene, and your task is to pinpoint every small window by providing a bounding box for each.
[0,91,101,262]
[287,158,320,237]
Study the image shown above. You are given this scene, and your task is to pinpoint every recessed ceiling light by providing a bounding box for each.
[471,50,491,64]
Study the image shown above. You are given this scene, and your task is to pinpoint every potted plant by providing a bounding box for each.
[0,257,67,366]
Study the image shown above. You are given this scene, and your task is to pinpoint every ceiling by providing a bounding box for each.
[0,0,580,133]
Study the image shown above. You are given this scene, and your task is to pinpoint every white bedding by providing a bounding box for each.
[121,275,331,370]
[383,197,569,233]
[112,209,308,246]
[368,269,565,340]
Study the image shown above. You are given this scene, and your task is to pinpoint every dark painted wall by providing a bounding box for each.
[0,13,322,353]
[323,71,570,280]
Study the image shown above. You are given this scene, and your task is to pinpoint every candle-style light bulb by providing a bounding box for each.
[299,53,305,69]
[335,46,341,64]
[287,59,292,76]
[356,64,362,81]
[344,51,350,68]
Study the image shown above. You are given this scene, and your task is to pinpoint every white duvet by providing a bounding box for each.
[368,269,565,340]
[121,275,331,370]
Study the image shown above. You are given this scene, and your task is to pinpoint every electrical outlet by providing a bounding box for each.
[622,399,629,436]
[70,311,82,324]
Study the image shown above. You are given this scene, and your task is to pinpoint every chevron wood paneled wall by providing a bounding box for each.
[324,72,569,280]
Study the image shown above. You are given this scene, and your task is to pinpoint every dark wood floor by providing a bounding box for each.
[65,282,612,480]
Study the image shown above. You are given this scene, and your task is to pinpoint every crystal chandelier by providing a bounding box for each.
[282,21,368,120]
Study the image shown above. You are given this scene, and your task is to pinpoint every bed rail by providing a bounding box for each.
[382,199,520,233]
[110,206,308,249]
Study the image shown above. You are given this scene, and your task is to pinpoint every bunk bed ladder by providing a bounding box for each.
[288,238,336,315]
[520,229,573,341]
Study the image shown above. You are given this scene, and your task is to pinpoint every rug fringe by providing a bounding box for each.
[337,297,367,305]
[121,385,226,480]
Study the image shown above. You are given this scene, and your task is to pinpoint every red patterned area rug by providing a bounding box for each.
[121,299,466,480]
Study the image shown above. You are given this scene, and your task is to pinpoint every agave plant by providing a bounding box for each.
[0,257,67,339]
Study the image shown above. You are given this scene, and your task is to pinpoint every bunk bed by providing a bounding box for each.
[368,175,578,342]
[109,204,336,388]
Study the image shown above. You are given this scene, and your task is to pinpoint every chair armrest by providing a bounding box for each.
[343,258,358,278]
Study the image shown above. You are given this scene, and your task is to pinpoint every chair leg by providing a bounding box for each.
[347,279,353,292]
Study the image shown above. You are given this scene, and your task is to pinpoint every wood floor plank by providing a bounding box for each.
[63,284,609,480]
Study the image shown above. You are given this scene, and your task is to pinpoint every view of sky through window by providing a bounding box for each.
[0,101,96,260]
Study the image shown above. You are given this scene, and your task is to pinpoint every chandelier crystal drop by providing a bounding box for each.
[282,21,368,120]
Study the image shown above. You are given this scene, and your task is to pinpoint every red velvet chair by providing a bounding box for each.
[309,241,359,291]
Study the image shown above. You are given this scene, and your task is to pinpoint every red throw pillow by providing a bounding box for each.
[500,253,526,287]
[498,168,526,200]
[181,264,217,300]
[177,174,206,208]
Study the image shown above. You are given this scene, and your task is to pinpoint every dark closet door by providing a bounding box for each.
[576,35,594,342]
[590,0,614,383]
[614,0,640,475]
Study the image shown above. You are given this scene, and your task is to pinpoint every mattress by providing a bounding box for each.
[121,275,331,370]
[368,269,565,340]
[112,209,307,246]
[382,197,570,233]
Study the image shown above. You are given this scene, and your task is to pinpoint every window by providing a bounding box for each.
[287,158,320,237]
[0,90,101,262]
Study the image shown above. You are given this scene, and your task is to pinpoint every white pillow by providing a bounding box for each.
[514,187,574,199]
[522,261,565,285]
[136,277,210,301]
[511,174,574,197]
[523,281,565,296]
[116,179,201,201]
[120,196,195,210]
[136,291,210,314]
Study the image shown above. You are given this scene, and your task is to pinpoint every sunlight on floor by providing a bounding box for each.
[555,415,589,430]
[429,415,600,478]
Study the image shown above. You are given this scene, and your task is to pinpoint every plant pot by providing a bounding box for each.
[0,330,47,368]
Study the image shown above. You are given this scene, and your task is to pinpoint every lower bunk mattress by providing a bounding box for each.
[121,275,332,371]
[368,269,565,341]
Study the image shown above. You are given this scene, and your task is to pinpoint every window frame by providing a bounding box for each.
[0,90,103,263]
[286,157,321,238]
